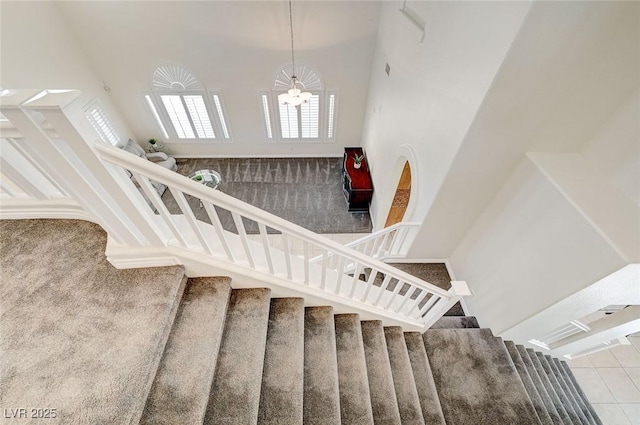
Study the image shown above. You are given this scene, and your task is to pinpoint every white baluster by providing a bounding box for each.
[6,138,67,196]
[385,279,404,309]
[0,157,48,200]
[2,107,142,246]
[170,188,215,255]
[395,286,416,313]
[349,263,362,298]
[282,233,293,279]
[409,289,431,318]
[374,274,393,306]
[320,250,328,289]
[335,256,346,295]
[203,202,235,262]
[258,223,274,275]
[362,268,378,302]
[231,212,255,268]
[422,281,472,329]
[416,294,440,319]
[303,241,310,285]
[37,107,167,247]
[133,172,188,248]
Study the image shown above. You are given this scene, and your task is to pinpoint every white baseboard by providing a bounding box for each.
[105,241,183,269]
[171,153,344,159]
[107,255,183,269]
[0,200,96,223]
[458,297,471,317]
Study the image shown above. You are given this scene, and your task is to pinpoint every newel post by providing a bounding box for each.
[422,281,472,329]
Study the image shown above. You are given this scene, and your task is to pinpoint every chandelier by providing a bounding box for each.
[278,0,312,107]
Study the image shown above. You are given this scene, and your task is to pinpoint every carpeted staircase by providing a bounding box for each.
[139,278,603,425]
[0,220,601,424]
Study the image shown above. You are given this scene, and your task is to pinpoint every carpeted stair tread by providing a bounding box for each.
[204,288,272,425]
[516,345,565,425]
[303,306,342,425]
[141,277,231,425]
[383,327,425,425]
[334,314,375,425]
[360,321,402,425]
[526,349,574,425]
[558,361,603,425]
[2,220,602,425]
[535,352,585,425]
[429,316,480,329]
[423,328,541,425]
[404,332,447,425]
[551,359,597,425]
[545,355,594,425]
[504,340,555,425]
[0,220,188,425]
[258,298,305,425]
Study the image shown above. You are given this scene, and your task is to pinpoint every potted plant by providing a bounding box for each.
[353,153,365,170]
[148,138,158,152]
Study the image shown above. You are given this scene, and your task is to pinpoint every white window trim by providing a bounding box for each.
[326,90,338,141]
[83,100,121,146]
[259,91,274,140]
[144,90,232,143]
[261,89,337,143]
[275,90,324,142]
[209,90,232,141]
[143,93,169,140]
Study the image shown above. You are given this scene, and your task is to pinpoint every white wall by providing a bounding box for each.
[0,1,132,146]
[528,152,640,263]
[498,264,640,357]
[582,91,640,207]
[360,0,532,232]
[54,1,381,157]
[420,2,639,338]
[449,158,628,334]
[393,1,639,259]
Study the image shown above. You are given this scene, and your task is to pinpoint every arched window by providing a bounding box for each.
[144,64,231,142]
[260,63,337,142]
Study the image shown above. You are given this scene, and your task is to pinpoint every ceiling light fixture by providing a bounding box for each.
[278,0,312,108]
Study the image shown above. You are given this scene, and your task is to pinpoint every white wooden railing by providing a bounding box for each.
[94,143,468,329]
[0,128,93,222]
[310,222,420,267]
[1,90,469,330]
[528,320,592,350]
[567,336,631,360]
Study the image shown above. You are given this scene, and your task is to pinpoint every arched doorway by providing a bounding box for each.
[384,161,411,227]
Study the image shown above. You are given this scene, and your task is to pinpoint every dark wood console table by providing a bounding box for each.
[342,147,373,212]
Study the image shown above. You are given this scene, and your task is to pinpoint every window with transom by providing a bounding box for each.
[144,64,231,142]
[260,63,337,142]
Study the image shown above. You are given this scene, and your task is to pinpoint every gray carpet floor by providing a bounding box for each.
[162,158,372,234]
[0,219,186,424]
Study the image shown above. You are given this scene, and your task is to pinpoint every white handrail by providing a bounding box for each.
[348,222,420,249]
[311,222,420,264]
[94,143,462,327]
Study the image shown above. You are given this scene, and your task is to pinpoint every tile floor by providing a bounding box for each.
[569,336,640,424]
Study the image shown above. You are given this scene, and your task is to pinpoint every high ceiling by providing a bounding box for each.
[53,1,382,153]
